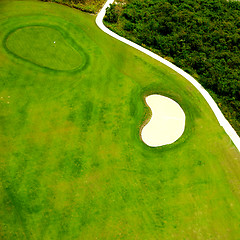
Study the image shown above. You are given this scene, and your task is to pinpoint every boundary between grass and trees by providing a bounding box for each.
[96,0,240,152]
[40,0,106,13]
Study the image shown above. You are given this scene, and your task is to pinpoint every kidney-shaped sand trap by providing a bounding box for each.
[5,26,86,71]
[141,94,185,147]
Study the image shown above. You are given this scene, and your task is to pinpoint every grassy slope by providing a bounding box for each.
[0,1,240,239]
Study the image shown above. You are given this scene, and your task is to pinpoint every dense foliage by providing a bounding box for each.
[40,0,105,13]
[104,0,240,134]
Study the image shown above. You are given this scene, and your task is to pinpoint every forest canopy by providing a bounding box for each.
[104,0,240,134]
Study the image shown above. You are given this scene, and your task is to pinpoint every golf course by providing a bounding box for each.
[0,0,240,239]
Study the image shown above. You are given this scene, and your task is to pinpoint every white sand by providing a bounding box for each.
[141,95,185,147]
[96,4,240,151]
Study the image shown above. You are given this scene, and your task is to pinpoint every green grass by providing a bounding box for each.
[0,1,240,239]
[5,25,86,71]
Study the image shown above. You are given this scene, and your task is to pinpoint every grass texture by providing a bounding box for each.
[0,1,240,239]
[5,25,86,71]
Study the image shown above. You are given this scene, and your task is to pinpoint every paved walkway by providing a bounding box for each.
[96,0,240,152]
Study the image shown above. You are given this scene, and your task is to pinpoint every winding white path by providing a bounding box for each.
[96,0,240,152]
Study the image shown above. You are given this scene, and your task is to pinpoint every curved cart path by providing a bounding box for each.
[96,0,240,152]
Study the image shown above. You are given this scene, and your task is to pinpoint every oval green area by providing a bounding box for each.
[5,26,86,71]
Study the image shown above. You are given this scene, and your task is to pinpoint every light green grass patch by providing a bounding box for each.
[5,25,86,71]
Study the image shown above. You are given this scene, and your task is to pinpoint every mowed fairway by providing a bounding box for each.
[0,1,240,239]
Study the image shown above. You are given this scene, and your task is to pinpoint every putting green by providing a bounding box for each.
[0,1,240,239]
[4,25,87,71]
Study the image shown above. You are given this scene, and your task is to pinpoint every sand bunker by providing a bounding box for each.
[141,94,185,147]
